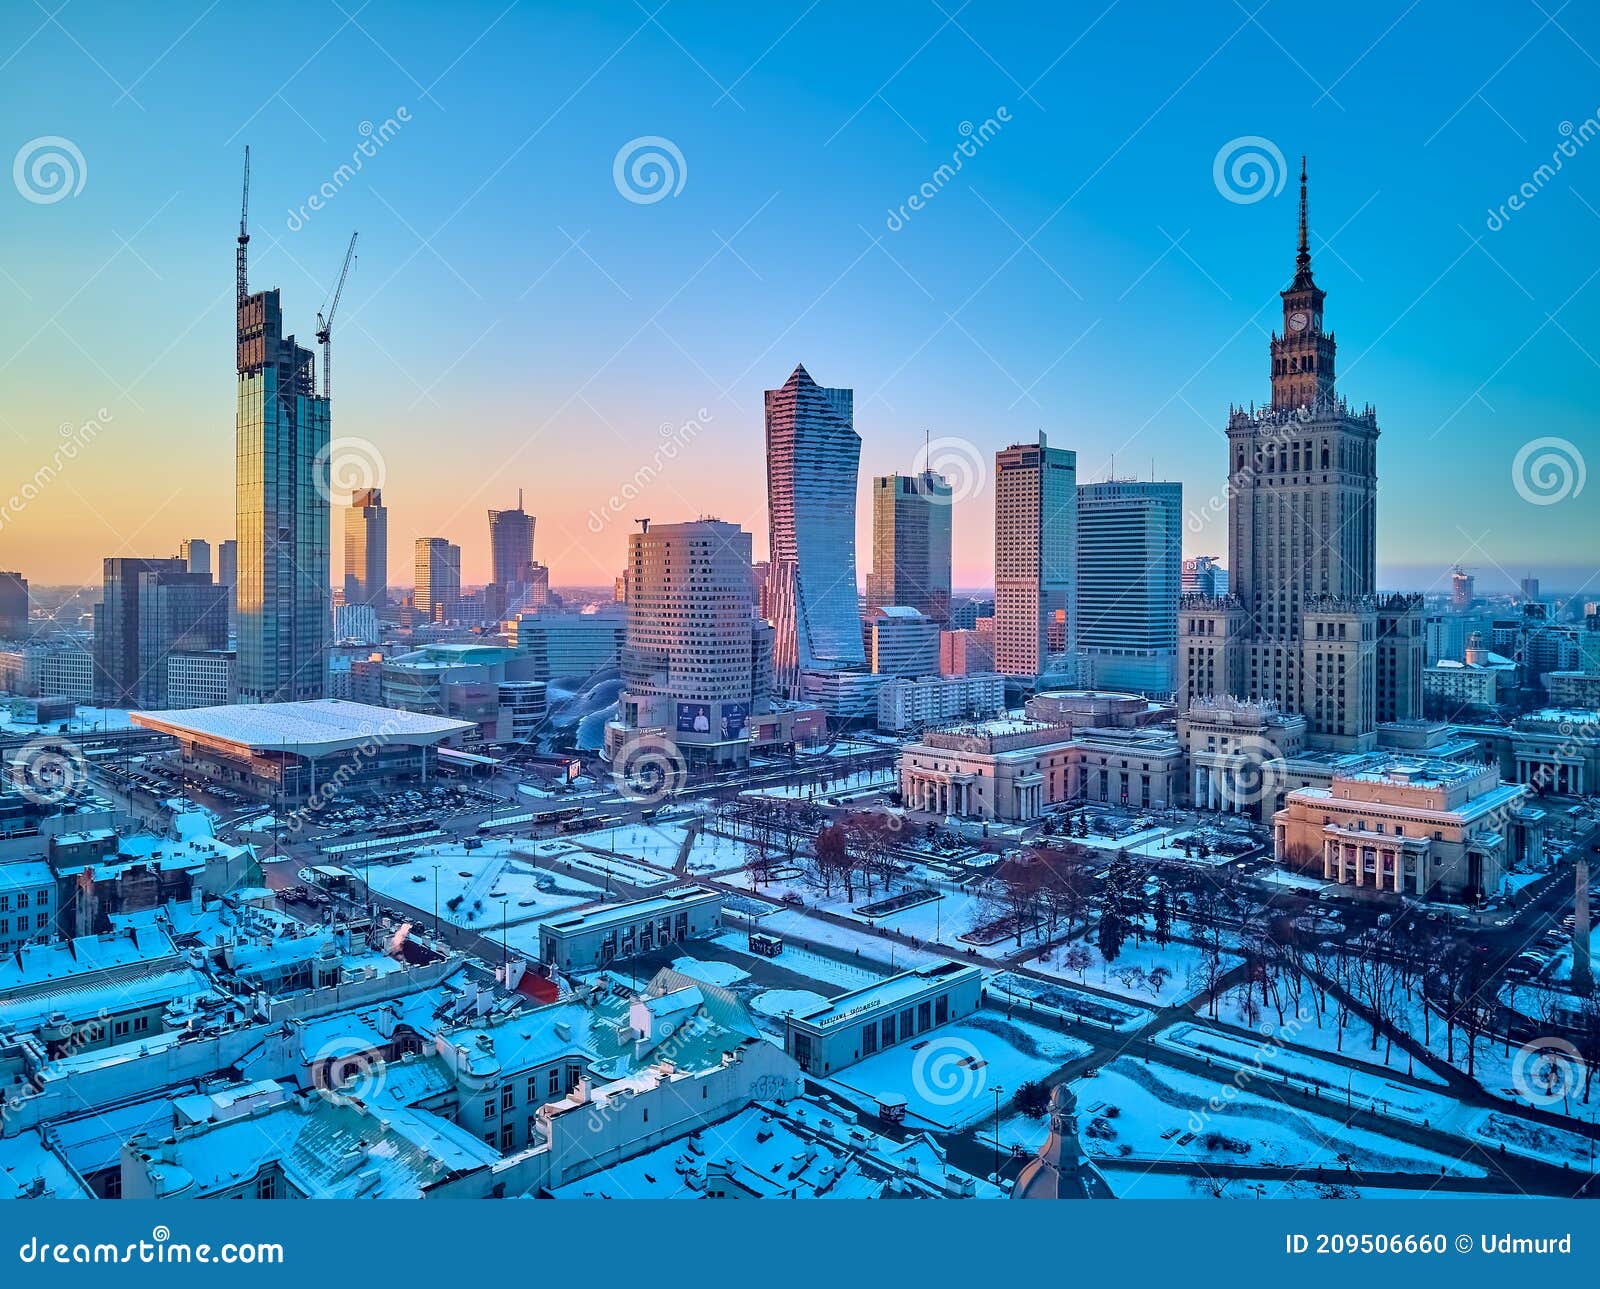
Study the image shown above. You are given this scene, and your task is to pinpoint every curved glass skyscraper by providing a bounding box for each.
[764,364,864,697]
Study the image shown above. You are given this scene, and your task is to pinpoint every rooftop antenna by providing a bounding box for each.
[315,231,358,401]
[635,517,650,534]
[236,146,250,310]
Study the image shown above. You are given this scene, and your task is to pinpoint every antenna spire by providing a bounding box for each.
[1296,154,1310,272]
[236,146,250,310]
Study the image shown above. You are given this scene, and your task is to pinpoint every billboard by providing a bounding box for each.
[676,702,712,735]
[720,703,748,740]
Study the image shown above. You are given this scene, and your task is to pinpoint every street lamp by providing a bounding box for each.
[498,896,510,976]
[432,863,442,938]
[992,1085,1005,1185]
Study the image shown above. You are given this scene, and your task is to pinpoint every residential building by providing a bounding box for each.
[876,673,1004,733]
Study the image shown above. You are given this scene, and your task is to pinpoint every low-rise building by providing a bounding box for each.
[1547,671,1600,711]
[876,673,1004,733]
[1274,757,1540,901]
[0,860,55,953]
[537,887,724,973]
[783,962,982,1077]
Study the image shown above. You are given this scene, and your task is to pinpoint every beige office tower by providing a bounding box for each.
[993,434,1076,679]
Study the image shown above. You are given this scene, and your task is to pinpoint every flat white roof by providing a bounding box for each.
[131,699,473,757]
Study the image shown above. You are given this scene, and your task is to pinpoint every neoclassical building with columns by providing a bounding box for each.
[1273,757,1541,901]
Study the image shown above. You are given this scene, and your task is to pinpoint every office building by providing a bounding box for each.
[1181,556,1223,597]
[607,519,774,768]
[414,538,462,625]
[179,539,211,579]
[764,364,865,696]
[876,672,1005,733]
[867,606,941,677]
[167,650,238,709]
[940,627,995,676]
[865,471,953,624]
[236,205,330,703]
[488,492,537,614]
[216,539,237,632]
[1450,565,1475,611]
[135,569,229,708]
[993,435,1076,678]
[0,640,94,702]
[93,557,186,706]
[507,607,628,683]
[342,488,387,608]
[380,643,546,744]
[333,602,380,645]
[0,572,27,639]
[1076,480,1182,695]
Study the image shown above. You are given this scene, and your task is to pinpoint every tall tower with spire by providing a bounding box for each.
[1178,158,1422,753]
[1270,158,1337,410]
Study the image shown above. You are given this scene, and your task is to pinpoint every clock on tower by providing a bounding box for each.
[1269,157,1336,410]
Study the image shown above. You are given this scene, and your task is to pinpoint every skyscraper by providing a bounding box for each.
[1449,564,1475,611]
[609,519,773,769]
[414,538,461,624]
[764,364,865,695]
[1178,159,1421,750]
[179,539,211,578]
[216,539,237,635]
[866,471,953,624]
[1076,480,1182,694]
[0,571,27,639]
[343,487,388,608]
[136,569,228,708]
[488,492,536,585]
[235,156,330,703]
[993,434,1076,678]
[92,557,185,705]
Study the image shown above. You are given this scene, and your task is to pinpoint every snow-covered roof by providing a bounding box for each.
[130,699,473,756]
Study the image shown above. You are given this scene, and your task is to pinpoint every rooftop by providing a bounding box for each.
[130,699,473,756]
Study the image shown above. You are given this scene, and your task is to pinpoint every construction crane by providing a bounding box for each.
[316,231,358,401]
[236,146,250,309]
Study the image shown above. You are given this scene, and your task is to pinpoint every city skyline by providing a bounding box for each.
[0,2,1594,597]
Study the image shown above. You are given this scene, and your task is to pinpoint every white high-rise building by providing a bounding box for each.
[993,434,1076,679]
[608,519,773,768]
[1076,480,1182,695]
[764,364,865,697]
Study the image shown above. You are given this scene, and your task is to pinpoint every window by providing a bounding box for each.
[881,1015,896,1047]
[501,1086,515,1112]
[548,1068,560,1095]
[935,994,949,1024]
[861,1024,878,1056]
[527,1075,538,1102]
[917,1000,931,1032]
[256,1172,279,1200]
[484,1097,497,1118]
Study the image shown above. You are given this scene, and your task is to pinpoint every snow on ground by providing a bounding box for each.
[542,845,674,890]
[1098,1166,1527,1201]
[1469,1109,1597,1170]
[710,931,890,991]
[825,1013,1091,1131]
[362,840,605,930]
[987,972,1151,1032]
[1075,1057,1485,1177]
[669,956,750,987]
[749,988,830,1019]
[1213,987,1447,1085]
[1155,1021,1459,1125]
[728,907,943,976]
[233,814,281,834]
[1030,933,1239,1007]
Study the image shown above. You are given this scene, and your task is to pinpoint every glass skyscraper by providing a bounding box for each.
[764,364,864,696]
[343,487,388,608]
[1076,480,1182,695]
[236,287,330,703]
[866,471,953,625]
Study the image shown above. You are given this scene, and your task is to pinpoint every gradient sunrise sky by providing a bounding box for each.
[1,0,1596,597]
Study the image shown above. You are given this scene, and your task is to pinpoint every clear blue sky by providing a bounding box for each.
[1,0,1596,597]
